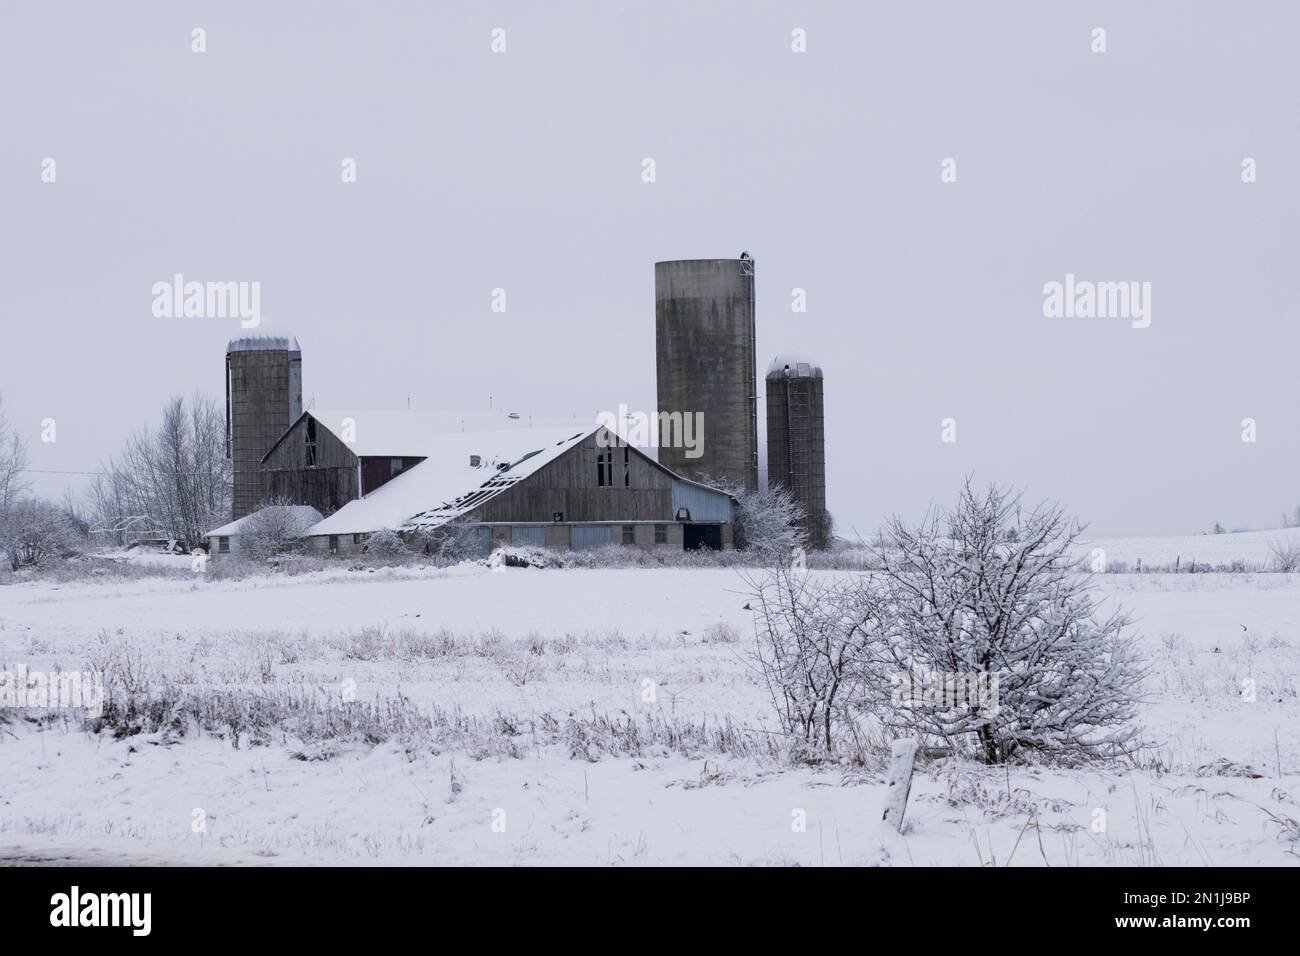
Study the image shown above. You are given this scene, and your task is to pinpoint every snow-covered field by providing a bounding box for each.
[1080,526,1300,571]
[2,560,1298,866]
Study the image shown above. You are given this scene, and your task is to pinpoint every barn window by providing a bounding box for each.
[390,458,403,477]
[623,446,630,487]
[218,536,229,553]
[596,448,612,487]
[353,533,363,545]
[654,524,667,544]
[305,417,317,467]
[622,524,635,545]
[328,535,339,554]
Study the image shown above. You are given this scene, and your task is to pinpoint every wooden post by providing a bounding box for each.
[881,739,919,832]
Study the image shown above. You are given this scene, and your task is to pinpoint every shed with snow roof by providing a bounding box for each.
[204,505,324,558]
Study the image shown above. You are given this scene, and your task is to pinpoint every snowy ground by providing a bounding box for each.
[1,561,1298,866]
[1079,526,1300,571]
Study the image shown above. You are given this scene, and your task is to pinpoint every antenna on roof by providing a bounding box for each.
[407,393,411,410]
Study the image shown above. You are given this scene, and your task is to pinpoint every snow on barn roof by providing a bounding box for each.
[263,408,584,461]
[305,426,595,537]
[206,505,323,539]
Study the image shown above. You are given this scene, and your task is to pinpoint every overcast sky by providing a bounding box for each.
[2,1,1297,537]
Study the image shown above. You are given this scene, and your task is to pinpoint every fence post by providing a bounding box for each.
[881,738,919,832]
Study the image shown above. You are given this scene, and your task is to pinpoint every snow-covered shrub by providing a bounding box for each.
[750,482,1148,765]
[485,545,548,568]
[241,502,316,560]
[704,475,807,560]
[749,568,876,758]
[363,528,408,557]
[736,484,808,560]
[1269,537,1300,573]
[702,621,741,644]
[864,481,1147,765]
[0,497,83,571]
[414,517,483,562]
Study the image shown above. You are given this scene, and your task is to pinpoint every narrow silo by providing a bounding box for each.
[765,355,828,549]
[655,257,758,491]
[226,335,302,520]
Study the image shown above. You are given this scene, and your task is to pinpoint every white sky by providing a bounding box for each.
[2,1,1297,537]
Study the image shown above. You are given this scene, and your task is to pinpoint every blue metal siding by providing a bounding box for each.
[512,525,547,548]
[671,480,733,523]
[571,525,613,550]
[474,525,492,556]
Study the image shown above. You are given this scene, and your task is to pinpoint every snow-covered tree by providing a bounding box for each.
[748,567,874,756]
[1,498,82,571]
[240,501,316,559]
[865,481,1146,764]
[704,475,807,561]
[750,481,1148,765]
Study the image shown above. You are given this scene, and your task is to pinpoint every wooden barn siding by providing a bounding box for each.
[360,456,426,495]
[471,433,674,523]
[262,415,360,515]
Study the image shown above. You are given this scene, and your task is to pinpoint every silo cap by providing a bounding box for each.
[227,334,301,354]
[765,353,823,378]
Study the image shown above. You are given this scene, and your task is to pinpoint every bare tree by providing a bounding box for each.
[1269,536,1300,573]
[88,393,230,548]
[0,394,30,521]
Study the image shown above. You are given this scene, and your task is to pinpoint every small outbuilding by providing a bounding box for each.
[204,505,324,558]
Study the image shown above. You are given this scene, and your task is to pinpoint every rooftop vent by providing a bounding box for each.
[469,454,481,467]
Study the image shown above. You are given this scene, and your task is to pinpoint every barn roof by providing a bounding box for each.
[261,408,580,462]
[304,426,594,536]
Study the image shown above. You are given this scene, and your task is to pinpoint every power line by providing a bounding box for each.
[21,468,112,476]
[20,468,227,477]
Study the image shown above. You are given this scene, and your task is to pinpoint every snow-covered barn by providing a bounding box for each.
[258,408,567,517]
[301,424,735,556]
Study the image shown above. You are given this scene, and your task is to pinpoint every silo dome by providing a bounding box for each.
[766,353,823,379]
[765,352,828,549]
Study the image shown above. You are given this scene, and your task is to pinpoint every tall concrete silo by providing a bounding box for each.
[655,257,758,491]
[765,355,828,549]
[226,335,302,520]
